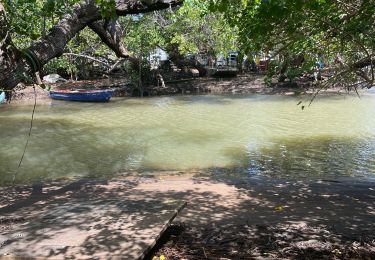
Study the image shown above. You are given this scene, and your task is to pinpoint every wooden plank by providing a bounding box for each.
[0,198,186,260]
[138,201,187,260]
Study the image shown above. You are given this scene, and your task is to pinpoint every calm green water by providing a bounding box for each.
[1,93,375,185]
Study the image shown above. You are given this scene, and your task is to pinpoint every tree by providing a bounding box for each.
[118,0,239,77]
[165,0,238,58]
[0,0,183,92]
[209,0,375,89]
[121,13,165,95]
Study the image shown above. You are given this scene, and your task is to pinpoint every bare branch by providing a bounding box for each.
[62,53,111,67]
[106,58,126,74]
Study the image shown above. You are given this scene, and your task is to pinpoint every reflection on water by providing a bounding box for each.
[1,93,375,185]
[219,137,375,180]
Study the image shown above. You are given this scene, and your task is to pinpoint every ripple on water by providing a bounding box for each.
[0,94,375,185]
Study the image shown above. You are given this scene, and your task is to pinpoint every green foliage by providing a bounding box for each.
[209,0,375,87]
[119,3,240,87]
[4,0,80,47]
[121,14,164,87]
[123,15,165,56]
[44,56,77,77]
[95,0,116,18]
[122,0,238,59]
[4,0,241,81]
[122,59,151,88]
[166,0,238,56]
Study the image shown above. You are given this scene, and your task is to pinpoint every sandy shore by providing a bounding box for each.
[1,173,374,259]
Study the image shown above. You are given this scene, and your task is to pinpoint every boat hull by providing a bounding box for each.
[49,89,114,102]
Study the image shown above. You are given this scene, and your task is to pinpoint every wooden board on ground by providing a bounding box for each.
[0,198,185,259]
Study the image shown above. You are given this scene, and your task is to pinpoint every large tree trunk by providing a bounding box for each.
[0,0,182,91]
[0,4,29,91]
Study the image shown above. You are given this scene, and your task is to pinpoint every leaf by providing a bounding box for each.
[42,0,56,14]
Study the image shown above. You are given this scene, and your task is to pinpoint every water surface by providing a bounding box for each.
[1,93,375,185]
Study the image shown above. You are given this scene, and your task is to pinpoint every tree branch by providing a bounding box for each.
[62,53,111,67]
[115,0,182,15]
[0,0,183,91]
[89,20,129,58]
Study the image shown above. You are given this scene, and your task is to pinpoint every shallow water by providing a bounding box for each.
[1,93,375,185]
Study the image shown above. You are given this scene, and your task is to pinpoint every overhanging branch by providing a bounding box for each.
[89,20,129,58]
[0,0,184,90]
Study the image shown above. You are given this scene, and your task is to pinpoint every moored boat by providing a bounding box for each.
[49,89,114,102]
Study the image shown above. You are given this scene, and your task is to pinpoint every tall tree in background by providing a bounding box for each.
[122,0,238,65]
[165,0,238,59]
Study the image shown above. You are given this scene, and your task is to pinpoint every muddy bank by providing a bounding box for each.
[149,74,350,96]
[3,74,358,104]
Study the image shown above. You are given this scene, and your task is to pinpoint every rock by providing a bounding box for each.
[43,74,67,83]
[189,68,199,77]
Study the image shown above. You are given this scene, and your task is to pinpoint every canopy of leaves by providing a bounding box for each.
[209,0,375,89]
[123,0,238,58]
[4,0,80,47]
[166,0,238,56]
[4,0,238,79]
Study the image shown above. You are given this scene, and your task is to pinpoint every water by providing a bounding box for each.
[1,93,375,185]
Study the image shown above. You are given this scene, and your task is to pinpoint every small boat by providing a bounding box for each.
[0,92,5,103]
[49,89,114,102]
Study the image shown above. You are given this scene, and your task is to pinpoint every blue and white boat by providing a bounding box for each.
[49,89,114,102]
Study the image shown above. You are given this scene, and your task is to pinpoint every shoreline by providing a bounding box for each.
[2,75,368,105]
